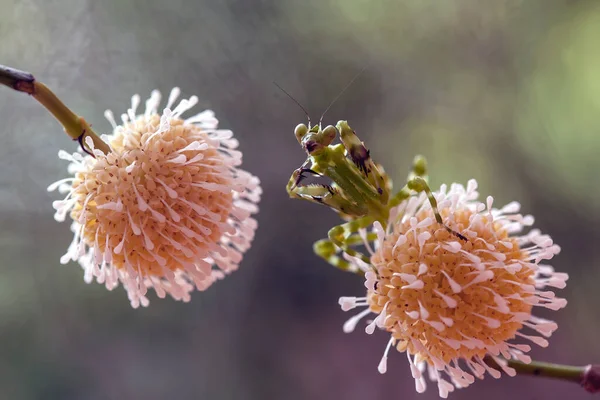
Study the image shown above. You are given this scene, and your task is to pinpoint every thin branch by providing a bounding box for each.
[484,356,600,394]
[0,64,110,155]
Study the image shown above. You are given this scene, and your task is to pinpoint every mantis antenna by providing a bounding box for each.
[273,81,312,127]
[318,67,366,127]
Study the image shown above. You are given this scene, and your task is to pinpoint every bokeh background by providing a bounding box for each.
[0,0,599,399]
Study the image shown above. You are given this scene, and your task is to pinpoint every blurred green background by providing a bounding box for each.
[0,0,599,399]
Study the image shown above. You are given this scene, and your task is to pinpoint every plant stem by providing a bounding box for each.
[0,64,110,155]
[484,356,600,393]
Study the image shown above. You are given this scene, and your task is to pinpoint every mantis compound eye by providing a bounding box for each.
[320,125,337,146]
[302,125,338,154]
[294,123,309,143]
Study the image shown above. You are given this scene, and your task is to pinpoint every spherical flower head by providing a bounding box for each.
[48,88,261,308]
[339,180,567,398]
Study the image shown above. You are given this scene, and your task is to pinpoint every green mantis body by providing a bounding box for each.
[287,120,465,273]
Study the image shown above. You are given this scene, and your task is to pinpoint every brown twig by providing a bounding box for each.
[485,356,600,394]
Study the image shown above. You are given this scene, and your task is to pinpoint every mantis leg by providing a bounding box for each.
[408,176,467,241]
[313,216,376,274]
[388,155,429,208]
[286,166,367,216]
[336,120,389,203]
[389,155,467,240]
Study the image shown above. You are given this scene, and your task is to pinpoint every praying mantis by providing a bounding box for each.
[286,120,466,274]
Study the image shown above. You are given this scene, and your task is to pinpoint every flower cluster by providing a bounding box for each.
[339,180,567,398]
[48,88,261,307]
